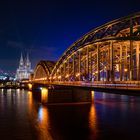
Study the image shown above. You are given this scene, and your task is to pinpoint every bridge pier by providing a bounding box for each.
[48,87,92,103]
[32,84,92,104]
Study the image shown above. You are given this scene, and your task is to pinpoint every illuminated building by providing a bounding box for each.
[15,53,33,81]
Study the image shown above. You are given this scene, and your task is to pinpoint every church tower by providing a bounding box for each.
[15,53,33,81]
[19,53,24,69]
[25,53,31,70]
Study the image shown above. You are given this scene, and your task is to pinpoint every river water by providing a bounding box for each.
[0,89,140,140]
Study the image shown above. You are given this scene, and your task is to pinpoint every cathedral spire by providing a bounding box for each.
[25,52,31,69]
[19,53,24,66]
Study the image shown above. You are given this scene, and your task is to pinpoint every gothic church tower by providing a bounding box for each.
[16,53,33,81]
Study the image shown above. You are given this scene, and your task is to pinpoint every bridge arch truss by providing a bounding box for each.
[50,12,140,83]
[33,61,56,83]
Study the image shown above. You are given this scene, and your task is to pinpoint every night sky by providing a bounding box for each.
[0,0,140,75]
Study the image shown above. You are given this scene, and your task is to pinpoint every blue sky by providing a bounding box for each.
[0,0,140,74]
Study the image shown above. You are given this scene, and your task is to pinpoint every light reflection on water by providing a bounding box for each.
[37,106,52,140]
[1,89,140,140]
[89,103,98,139]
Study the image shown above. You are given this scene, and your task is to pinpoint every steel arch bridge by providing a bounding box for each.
[33,60,56,83]
[33,12,140,87]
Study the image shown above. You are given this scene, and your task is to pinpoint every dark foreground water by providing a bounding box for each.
[0,89,140,140]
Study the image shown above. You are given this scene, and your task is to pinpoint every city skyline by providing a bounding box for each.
[0,0,140,73]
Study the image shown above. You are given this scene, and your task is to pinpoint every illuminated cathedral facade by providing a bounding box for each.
[16,53,33,81]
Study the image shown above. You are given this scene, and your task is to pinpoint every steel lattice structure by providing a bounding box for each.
[33,61,56,83]
[34,12,140,84]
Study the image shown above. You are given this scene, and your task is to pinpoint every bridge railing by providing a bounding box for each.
[31,79,140,90]
[48,81,140,90]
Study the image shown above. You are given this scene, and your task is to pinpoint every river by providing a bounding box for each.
[0,88,140,140]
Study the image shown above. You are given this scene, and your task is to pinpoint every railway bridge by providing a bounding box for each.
[30,12,140,103]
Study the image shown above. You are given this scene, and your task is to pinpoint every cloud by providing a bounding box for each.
[7,41,58,59]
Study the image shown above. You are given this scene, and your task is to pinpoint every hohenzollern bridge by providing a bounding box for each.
[31,12,140,90]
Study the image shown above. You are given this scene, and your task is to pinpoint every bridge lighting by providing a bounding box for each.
[124,68,128,72]
[93,71,98,75]
[76,73,80,77]
[65,74,69,78]
[91,91,94,102]
[41,88,48,103]
[116,64,119,71]
[53,76,56,79]
[28,83,32,90]
[58,76,61,79]
[41,87,48,93]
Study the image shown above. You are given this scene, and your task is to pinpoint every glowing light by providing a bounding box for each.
[28,83,32,90]
[41,88,48,103]
[76,73,80,77]
[37,107,52,139]
[38,107,43,121]
[91,91,95,102]
[58,76,61,79]
[124,68,128,72]
[93,71,98,74]
[89,104,98,138]
[65,74,69,78]
[116,64,119,71]
[28,91,33,110]
[53,76,56,79]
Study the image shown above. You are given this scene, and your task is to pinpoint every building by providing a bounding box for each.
[15,53,33,81]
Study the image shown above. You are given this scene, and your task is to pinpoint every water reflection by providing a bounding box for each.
[41,88,48,103]
[37,106,52,140]
[89,103,98,139]
[27,90,94,140]
[27,90,52,140]
[1,89,140,140]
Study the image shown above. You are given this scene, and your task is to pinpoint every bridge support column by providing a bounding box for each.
[68,59,70,81]
[73,54,75,80]
[120,45,122,81]
[63,62,66,81]
[129,40,133,81]
[78,51,81,81]
[97,44,100,81]
[110,41,114,82]
[89,50,92,81]
[106,47,110,81]
[129,19,133,81]
[86,46,89,80]
[124,45,128,81]
[136,44,140,80]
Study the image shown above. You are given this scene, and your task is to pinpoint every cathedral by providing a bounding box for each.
[15,53,33,81]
